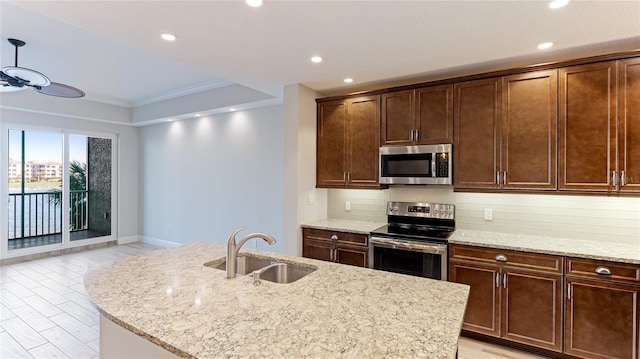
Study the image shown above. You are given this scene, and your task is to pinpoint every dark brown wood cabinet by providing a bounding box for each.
[454,70,558,191]
[453,78,502,190]
[565,258,640,359]
[501,70,558,190]
[381,85,452,146]
[559,61,617,192]
[619,58,640,193]
[317,95,381,189]
[449,245,563,353]
[302,227,368,267]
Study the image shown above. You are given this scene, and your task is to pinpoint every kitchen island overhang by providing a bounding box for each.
[84,242,469,358]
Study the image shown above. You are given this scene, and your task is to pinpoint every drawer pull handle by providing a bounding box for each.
[331,235,338,240]
[595,266,611,275]
[495,254,507,262]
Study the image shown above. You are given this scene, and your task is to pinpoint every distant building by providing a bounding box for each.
[8,158,62,181]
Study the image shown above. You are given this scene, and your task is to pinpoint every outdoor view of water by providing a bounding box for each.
[8,191,63,239]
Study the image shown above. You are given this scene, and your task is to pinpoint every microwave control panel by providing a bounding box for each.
[435,153,449,178]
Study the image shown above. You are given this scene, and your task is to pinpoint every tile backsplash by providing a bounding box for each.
[327,187,640,246]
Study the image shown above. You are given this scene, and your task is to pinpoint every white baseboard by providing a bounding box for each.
[139,236,182,248]
[117,235,139,245]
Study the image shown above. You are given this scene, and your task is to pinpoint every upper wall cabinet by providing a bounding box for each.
[559,62,617,192]
[454,77,502,190]
[501,70,558,191]
[381,84,453,146]
[619,58,640,193]
[454,70,558,191]
[317,95,381,189]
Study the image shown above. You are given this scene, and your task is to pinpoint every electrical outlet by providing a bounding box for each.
[484,208,493,221]
[308,191,315,205]
[345,201,351,211]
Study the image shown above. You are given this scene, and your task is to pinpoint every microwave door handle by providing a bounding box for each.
[431,153,437,177]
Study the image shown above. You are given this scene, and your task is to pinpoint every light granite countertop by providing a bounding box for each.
[301,219,386,234]
[84,242,469,359]
[449,229,640,265]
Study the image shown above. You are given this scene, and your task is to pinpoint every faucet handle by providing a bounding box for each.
[228,226,246,242]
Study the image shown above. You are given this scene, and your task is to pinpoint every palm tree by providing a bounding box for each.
[50,160,87,231]
[68,161,87,230]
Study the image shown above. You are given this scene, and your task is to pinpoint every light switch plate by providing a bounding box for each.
[308,191,315,205]
[345,201,351,211]
[484,208,493,221]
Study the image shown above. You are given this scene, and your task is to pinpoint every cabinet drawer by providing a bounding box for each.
[450,245,562,273]
[302,228,368,246]
[566,257,640,284]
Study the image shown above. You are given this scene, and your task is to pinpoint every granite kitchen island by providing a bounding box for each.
[84,242,469,359]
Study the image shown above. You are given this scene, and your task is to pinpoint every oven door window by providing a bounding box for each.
[381,153,432,177]
[372,246,442,280]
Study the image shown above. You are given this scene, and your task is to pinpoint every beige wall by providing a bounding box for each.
[328,187,640,246]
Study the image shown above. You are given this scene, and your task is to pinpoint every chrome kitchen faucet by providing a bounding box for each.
[226,227,277,279]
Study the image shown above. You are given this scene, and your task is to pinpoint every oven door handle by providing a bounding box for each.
[370,237,445,254]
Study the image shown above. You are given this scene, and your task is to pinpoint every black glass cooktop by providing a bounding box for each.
[370,224,454,241]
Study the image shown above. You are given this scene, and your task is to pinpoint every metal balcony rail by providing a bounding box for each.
[8,190,88,240]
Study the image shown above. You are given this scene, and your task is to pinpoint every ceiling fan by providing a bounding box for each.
[0,38,85,98]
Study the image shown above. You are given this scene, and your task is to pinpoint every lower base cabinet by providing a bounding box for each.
[449,245,563,353]
[302,227,368,267]
[565,258,640,359]
[452,245,640,359]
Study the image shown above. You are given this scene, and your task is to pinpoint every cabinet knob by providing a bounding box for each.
[595,266,611,275]
[331,235,338,240]
[495,254,507,262]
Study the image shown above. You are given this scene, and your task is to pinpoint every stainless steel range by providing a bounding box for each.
[369,201,455,280]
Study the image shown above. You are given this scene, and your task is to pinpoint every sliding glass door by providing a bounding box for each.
[2,125,116,258]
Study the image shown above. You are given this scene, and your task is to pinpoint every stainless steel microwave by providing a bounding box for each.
[379,144,452,185]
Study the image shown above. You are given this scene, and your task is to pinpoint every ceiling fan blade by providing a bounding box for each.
[35,82,85,98]
[1,66,50,87]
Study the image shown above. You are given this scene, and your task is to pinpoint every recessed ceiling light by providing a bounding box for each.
[195,113,201,117]
[549,0,570,9]
[311,56,323,63]
[344,78,354,83]
[537,42,554,50]
[166,118,174,122]
[229,108,236,112]
[246,0,263,7]
[161,33,177,41]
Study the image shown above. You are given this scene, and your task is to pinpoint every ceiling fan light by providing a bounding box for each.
[2,66,51,87]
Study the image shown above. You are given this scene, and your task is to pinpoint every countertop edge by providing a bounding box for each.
[449,230,640,265]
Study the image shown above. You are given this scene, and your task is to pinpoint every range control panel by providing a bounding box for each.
[387,201,455,220]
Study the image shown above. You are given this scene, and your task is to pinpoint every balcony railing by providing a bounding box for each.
[8,190,88,240]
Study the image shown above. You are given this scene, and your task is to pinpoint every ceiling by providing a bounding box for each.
[1,1,639,121]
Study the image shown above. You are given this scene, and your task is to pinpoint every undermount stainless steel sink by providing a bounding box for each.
[204,255,275,275]
[253,262,317,284]
[204,255,317,284]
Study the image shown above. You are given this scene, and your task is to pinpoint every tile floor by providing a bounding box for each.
[0,242,549,359]
[0,242,160,359]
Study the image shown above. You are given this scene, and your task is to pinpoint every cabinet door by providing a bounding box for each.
[559,62,617,192]
[619,58,640,193]
[449,260,501,337]
[454,78,502,189]
[501,269,563,352]
[381,90,415,146]
[347,95,381,187]
[317,99,347,187]
[565,278,639,359]
[302,238,334,263]
[335,244,368,268]
[416,84,453,144]
[502,70,558,190]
